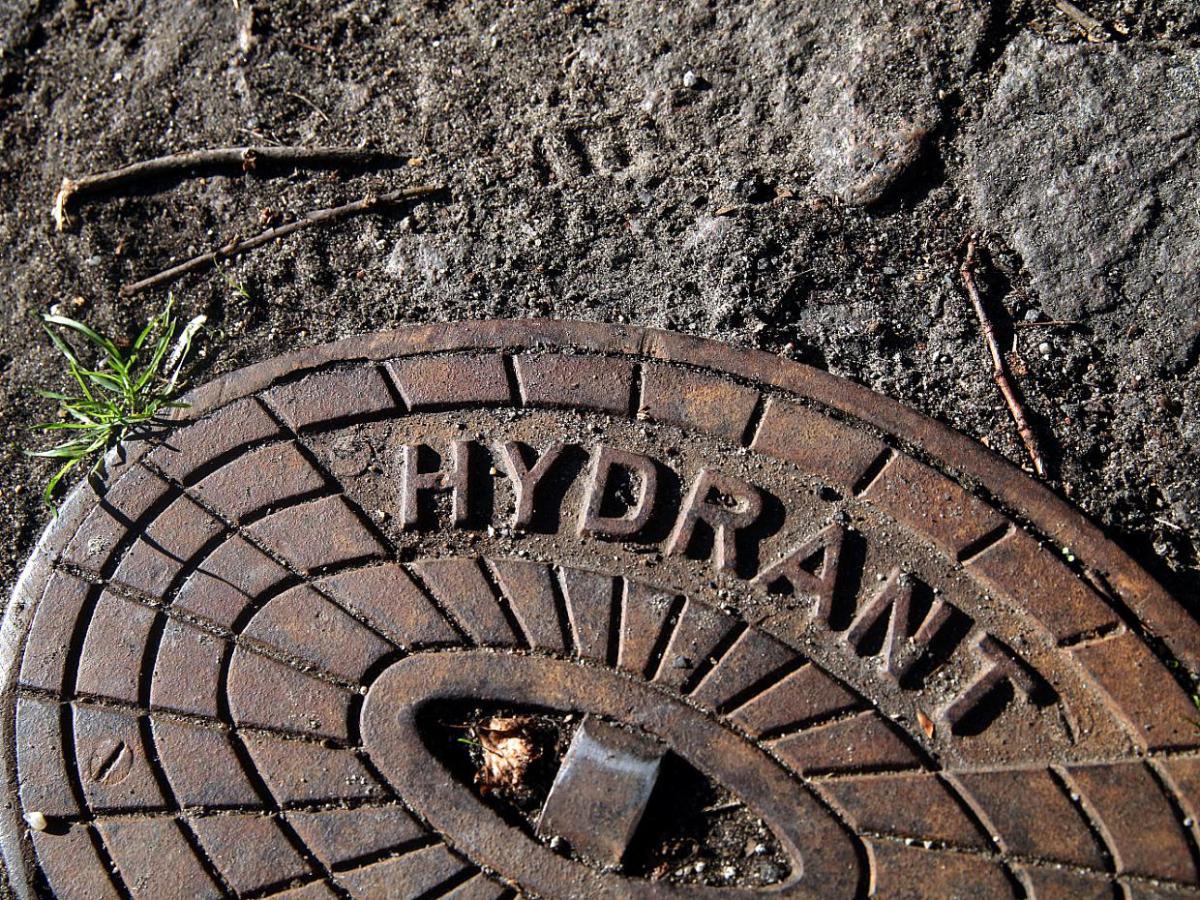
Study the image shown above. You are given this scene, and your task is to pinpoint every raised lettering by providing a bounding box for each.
[939,634,1050,735]
[667,468,763,575]
[578,446,659,539]
[844,568,955,682]
[500,441,568,529]
[753,524,847,622]
[400,441,475,529]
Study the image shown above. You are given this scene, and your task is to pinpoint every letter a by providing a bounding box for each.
[753,523,847,622]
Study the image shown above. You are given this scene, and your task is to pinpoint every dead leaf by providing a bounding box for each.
[473,716,539,795]
[774,186,795,200]
[713,204,738,217]
[917,710,935,740]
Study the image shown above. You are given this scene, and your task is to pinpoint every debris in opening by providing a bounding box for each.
[471,715,541,797]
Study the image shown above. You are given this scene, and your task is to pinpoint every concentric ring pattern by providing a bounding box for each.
[3,320,1199,899]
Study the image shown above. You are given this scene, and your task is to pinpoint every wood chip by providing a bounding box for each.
[917,709,935,740]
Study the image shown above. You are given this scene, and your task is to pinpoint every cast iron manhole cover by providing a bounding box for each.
[4,320,1199,898]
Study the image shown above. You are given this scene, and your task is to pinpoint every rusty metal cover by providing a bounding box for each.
[3,320,1199,898]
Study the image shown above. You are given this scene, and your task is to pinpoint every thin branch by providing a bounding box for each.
[52,145,411,231]
[119,184,445,297]
[961,236,1048,478]
[1053,0,1109,41]
[1013,319,1080,330]
[285,91,333,125]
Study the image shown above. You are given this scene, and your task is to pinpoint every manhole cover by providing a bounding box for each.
[4,320,1199,898]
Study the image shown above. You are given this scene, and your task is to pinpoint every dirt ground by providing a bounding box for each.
[1,0,1197,636]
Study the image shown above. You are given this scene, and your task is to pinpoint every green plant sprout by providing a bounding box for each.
[223,269,252,303]
[27,297,205,510]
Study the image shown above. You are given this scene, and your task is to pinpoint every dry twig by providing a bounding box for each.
[120,184,444,297]
[961,237,1047,477]
[52,146,409,231]
[285,91,333,125]
[1013,319,1080,330]
[1053,0,1108,41]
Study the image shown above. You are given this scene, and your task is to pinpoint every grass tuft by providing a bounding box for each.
[27,296,206,511]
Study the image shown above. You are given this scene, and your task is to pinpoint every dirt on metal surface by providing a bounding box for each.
[1,0,1199,638]
[2,322,1198,898]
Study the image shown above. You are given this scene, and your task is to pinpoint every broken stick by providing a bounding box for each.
[52,146,411,231]
[1053,0,1108,42]
[119,184,444,297]
[961,237,1048,478]
[1013,319,1080,330]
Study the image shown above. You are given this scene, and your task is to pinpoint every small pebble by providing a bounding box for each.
[682,70,700,89]
[1158,396,1183,416]
[756,861,782,882]
[1038,341,1052,356]
[24,811,47,832]
[731,172,764,200]
[672,655,692,669]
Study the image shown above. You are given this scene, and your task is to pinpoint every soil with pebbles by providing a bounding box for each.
[1,0,1197,684]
